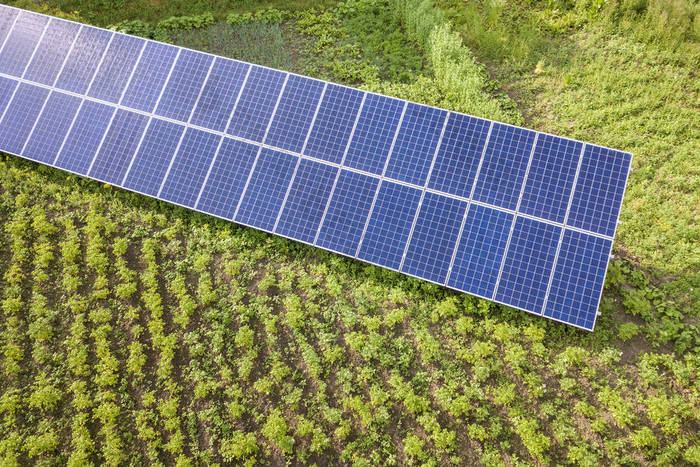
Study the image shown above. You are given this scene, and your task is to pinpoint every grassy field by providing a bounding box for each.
[0,0,698,465]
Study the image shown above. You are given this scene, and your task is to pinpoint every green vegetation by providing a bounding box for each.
[0,0,698,464]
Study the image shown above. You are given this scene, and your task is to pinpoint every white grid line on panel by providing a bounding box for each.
[194,63,253,209]
[492,132,540,299]
[84,32,114,96]
[120,48,182,185]
[540,142,587,315]
[157,55,217,197]
[232,73,291,221]
[272,81,328,233]
[117,39,147,105]
[313,92,368,245]
[444,120,495,286]
[85,106,118,175]
[399,111,451,272]
[0,10,20,54]
[354,100,409,259]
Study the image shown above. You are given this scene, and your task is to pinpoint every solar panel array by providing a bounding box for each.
[0,6,632,330]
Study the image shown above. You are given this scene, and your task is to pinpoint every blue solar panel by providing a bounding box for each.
[23,92,81,164]
[568,145,631,237]
[447,205,513,298]
[495,217,561,313]
[305,84,364,164]
[543,230,611,330]
[24,19,80,86]
[55,26,112,95]
[276,159,337,244]
[520,133,582,223]
[0,83,48,155]
[473,123,536,211]
[159,128,220,207]
[357,181,422,270]
[402,192,466,284]
[155,49,212,122]
[88,33,144,103]
[266,75,325,153]
[196,138,258,219]
[427,114,490,198]
[89,109,148,184]
[123,119,184,196]
[121,42,178,113]
[345,93,404,175]
[228,66,286,142]
[0,11,47,77]
[190,59,249,133]
[0,5,633,330]
[385,103,447,186]
[316,170,379,256]
[235,148,297,231]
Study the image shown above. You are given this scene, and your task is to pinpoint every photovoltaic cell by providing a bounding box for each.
[447,205,513,298]
[544,230,612,329]
[123,119,184,196]
[495,217,560,313]
[358,181,422,270]
[159,128,220,207]
[402,192,466,284]
[428,113,490,198]
[304,84,364,164]
[228,66,286,142]
[155,49,212,122]
[316,170,379,256]
[121,42,178,113]
[0,75,16,112]
[55,100,114,174]
[89,109,148,184]
[23,19,80,86]
[568,145,631,237]
[196,138,258,219]
[276,159,337,244]
[190,59,249,133]
[0,8,18,46]
[55,26,112,94]
[0,11,47,77]
[23,92,81,164]
[0,83,48,154]
[88,33,144,103]
[345,93,404,175]
[385,103,447,186]
[520,133,582,223]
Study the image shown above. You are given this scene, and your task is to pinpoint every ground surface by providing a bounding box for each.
[0,0,698,465]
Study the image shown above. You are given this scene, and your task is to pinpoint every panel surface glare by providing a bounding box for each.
[0,5,633,330]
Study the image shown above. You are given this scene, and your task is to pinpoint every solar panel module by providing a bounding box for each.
[0,5,632,330]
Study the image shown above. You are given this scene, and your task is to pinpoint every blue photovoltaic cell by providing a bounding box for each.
[156,49,212,122]
[544,230,611,330]
[23,92,81,164]
[520,133,582,223]
[236,148,297,231]
[160,128,220,207]
[276,159,337,244]
[385,103,447,186]
[24,19,80,86]
[0,75,18,116]
[196,138,258,219]
[265,75,324,153]
[55,100,114,174]
[190,59,249,133]
[55,26,112,95]
[228,66,286,142]
[121,42,177,113]
[568,145,631,237]
[0,7,18,46]
[316,170,379,256]
[0,11,46,77]
[402,192,466,284]
[345,93,404,175]
[123,119,184,196]
[495,217,560,313]
[304,84,364,163]
[448,205,512,298]
[358,181,421,270]
[89,109,148,184]
[428,114,490,198]
[0,83,48,155]
[88,33,144,103]
[473,123,536,211]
